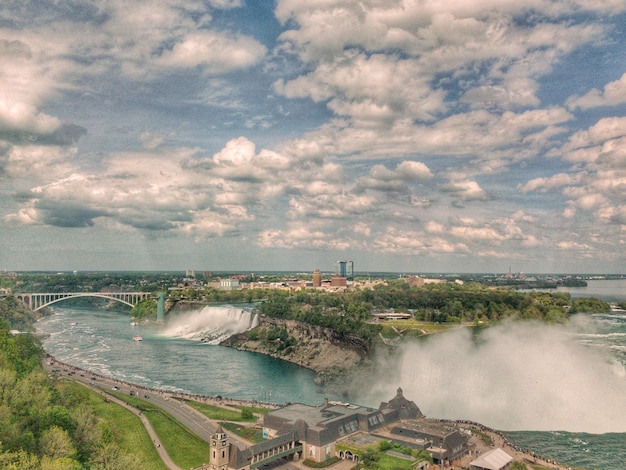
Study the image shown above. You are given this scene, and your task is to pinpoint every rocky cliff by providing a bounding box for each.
[220,316,370,383]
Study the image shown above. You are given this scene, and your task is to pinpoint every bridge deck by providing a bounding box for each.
[12,292,152,311]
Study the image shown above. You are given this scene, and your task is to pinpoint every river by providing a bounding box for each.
[36,280,626,470]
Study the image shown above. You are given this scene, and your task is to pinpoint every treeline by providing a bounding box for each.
[256,282,611,340]
[0,296,45,332]
[1,272,175,294]
[0,320,140,469]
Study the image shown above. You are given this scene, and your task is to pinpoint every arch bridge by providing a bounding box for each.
[13,292,152,312]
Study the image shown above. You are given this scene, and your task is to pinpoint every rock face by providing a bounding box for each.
[220,316,369,382]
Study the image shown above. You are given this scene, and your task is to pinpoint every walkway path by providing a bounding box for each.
[45,359,255,469]
[74,380,182,470]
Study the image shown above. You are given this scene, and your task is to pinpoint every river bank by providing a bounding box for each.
[44,354,281,412]
[44,354,577,470]
[219,316,370,384]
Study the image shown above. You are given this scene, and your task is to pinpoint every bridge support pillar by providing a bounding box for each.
[156,293,165,322]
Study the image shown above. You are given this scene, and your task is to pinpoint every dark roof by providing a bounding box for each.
[263,401,392,446]
[379,387,424,419]
[250,432,297,454]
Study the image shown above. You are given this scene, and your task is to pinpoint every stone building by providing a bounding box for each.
[206,389,468,470]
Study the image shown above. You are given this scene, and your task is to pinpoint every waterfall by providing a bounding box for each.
[160,305,258,344]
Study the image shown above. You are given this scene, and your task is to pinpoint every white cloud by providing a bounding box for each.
[155,30,266,74]
[518,173,583,193]
[567,73,626,110]
[440,179,487,201]
[4,145,76,181]
[395,161,433,180]
[373,227,468,255]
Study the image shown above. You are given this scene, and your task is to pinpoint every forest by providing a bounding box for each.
[0,320,141,469]
[256,281,611,342]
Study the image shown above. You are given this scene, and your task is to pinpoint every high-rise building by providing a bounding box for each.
[335,260,354,280]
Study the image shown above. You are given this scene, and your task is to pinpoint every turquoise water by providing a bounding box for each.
[504,431,626,470]
[37,282,626,470]
[38,306,341,405]
[507,280,626,469]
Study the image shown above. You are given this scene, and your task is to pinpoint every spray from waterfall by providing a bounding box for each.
[357,316,626,433]
[160,305,258,344]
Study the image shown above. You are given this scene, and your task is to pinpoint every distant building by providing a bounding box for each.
[330,275,347,287]
[312,268,322,287]
[406,276,425,287]
[335,260,354,280]
[220,278,239,291]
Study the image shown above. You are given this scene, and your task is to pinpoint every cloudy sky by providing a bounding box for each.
[2,0,626,273]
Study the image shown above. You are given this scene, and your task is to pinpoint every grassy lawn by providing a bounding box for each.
[375,453,416,470]
[147,408,210,468]
[220,421,265,443]
[378,320,461,341]
[186,400,260,422]
[232,404,270,415]
[382,319,462,333]
[81,385,167,470]
[108,390,210,469]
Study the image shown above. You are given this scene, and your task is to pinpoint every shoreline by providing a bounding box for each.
[44,354,574,470]
[44,354,281,411]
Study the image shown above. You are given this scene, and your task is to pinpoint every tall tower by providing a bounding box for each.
[335,260,354,281]
[210,426,230,470]
[312,268,322,287]
[156,293,165,322]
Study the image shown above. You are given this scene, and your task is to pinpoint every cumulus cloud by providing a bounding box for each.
[441,179,487,201]
[567,73,626,110]
[155,30,266,74]
[356,160,433,193]
[520,117,626,237]
[2,0,626,271]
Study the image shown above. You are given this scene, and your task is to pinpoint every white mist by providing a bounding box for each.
[362,317,626,433]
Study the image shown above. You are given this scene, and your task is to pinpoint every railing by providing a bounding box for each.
[12,292,152,311]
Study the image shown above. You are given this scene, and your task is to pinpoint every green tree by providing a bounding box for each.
[90,442,141,470]
[40,426,77,460]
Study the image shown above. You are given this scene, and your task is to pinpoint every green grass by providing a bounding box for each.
[374,453,415,470]
[108,390,210,469]
[81,385,167,470]
[232,404,270,415]
[186,400,259,422]
[383,319,462,333]
[220,421,265,443]
[147,408,210,468]
[303,457,341,468]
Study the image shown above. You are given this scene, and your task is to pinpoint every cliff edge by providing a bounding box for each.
[220,316,370,383]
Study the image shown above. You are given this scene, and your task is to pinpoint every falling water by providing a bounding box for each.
[160,305,259,343]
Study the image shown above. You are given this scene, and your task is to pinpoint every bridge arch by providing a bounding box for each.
[35,293,135,311]
[14,292,151,312]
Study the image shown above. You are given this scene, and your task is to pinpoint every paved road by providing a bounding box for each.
[45,361,253,453]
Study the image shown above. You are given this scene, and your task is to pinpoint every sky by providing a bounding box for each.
[1,0,626,274]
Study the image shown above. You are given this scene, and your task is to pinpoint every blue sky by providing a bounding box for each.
[1,0,626,273]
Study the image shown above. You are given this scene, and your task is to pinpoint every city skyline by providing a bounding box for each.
[2,1,626,274]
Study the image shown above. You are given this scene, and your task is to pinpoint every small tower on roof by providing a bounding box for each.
[379,387,424,419]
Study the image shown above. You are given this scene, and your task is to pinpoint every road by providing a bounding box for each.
[44,360,255,467]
